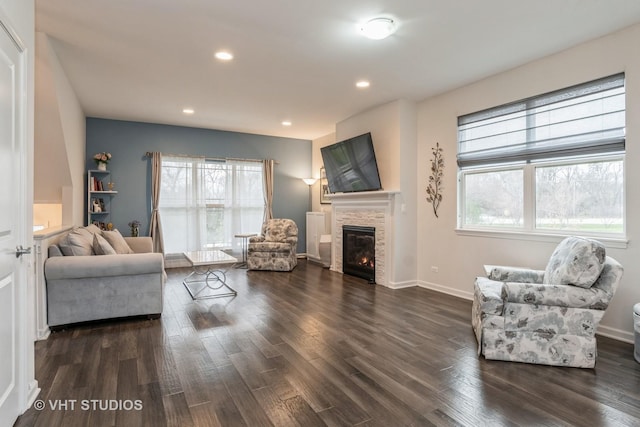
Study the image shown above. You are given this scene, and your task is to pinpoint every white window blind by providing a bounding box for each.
[457,73,625,168]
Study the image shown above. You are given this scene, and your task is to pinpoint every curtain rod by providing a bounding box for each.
[145,152,278,164]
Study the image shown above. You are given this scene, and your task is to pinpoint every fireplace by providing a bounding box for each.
[342,225,376,283]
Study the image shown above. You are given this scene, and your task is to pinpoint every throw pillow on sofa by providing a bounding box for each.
[93,234,117,255]
[102,229,134,254]
[58,227,96,256]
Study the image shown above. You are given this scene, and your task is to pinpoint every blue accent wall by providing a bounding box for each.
[86,118,312,252]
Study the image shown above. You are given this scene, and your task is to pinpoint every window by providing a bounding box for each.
[457,73,625,236]
[159,156,264,254]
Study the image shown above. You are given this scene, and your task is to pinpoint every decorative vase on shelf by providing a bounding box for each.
[97,162,107,171]
[128,220,141,237]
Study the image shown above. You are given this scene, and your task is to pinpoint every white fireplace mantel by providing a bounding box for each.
[328,190,399,204]
[330,190,399,287]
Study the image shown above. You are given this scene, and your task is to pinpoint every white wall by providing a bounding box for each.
[336,101,402,191]
[333,99,418,287]
[417,23,640,341]
[34,33,71,205]
[311,132,335,215]
[35,33,85,226]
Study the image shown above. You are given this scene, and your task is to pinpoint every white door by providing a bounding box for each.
[0,16,28,427]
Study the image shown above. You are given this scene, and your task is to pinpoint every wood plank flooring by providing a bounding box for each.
[15,260,640,426]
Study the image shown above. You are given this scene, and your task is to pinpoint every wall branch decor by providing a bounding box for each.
[426,142,444,218]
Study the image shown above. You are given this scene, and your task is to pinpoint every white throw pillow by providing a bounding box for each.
[93,233,116,255]
[59,227,95,256]
[101,229,134,254]
[544,236,606,288]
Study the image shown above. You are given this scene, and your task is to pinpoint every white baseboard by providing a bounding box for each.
[416,280,474,301]
[384,280,417,289]
[164,258,190,269]
[597,325,634,344]
[35,327,50,341]
[417,281,634,344]
[25,380,40,413]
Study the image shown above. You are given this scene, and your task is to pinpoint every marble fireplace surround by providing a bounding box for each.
[330,191,398,287]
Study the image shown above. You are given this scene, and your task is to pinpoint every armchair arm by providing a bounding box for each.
[474,277,505,316]
[124,236,152,253]
[484,265,545,284]
[249,235,265,243]
[503,281,612,310]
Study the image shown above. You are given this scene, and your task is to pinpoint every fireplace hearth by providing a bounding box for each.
[342,225,376,283]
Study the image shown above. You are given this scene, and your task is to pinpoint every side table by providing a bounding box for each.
[234,233,257,268]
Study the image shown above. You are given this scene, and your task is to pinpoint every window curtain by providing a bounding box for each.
[149,152,164,254]
[262,159,274,222]
[226,160,265,253]
[159,156,265,255]
[159,155,207,254]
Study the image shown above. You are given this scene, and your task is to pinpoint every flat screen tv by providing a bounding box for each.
[320,132,382,193]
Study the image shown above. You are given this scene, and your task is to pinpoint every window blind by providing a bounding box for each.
[457,73,625,168]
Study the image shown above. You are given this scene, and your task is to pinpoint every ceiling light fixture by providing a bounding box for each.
[282,121,292,126]
[182,108,195,115]
[214,51,233,61]
[356,80,370,89]
[360,17,396,40]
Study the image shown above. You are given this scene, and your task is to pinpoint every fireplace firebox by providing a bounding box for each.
[342,225,375,284]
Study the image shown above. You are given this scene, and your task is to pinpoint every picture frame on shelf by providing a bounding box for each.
[320,166,331,204]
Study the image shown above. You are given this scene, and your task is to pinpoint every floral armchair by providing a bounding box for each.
[472,236,623,368]
[247,219,298,271]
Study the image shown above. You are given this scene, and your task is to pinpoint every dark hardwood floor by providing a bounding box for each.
[15,260,640,426]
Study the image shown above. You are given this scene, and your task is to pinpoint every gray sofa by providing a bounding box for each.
[45,225,165,328]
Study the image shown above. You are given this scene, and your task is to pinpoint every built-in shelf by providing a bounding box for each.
[87,169,117,229]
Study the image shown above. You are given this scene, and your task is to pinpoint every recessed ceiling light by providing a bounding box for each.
[214,51,233,61]
[360,17,396,40]
[356,80,370,89]
[282,121,292,126]
[182,108,195,115]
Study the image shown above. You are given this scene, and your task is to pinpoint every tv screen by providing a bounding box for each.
[320,132,382,193]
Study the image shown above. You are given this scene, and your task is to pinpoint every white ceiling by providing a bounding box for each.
[35,0,640,141]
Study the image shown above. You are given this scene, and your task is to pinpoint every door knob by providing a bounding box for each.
[15,245,31,258]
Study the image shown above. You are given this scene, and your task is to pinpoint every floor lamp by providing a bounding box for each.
[302,178,317,210]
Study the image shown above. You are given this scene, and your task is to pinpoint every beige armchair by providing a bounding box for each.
[247,219,298,271]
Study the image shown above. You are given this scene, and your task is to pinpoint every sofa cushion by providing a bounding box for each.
[85,223,102,236]
[59,227,95,256]
[48,245,64,257]
[93,234,116,255]
[102,229,134,254]
[544,237,606,289]
[248,242,294,254]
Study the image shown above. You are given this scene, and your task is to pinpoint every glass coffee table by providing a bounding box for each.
[183,250,238,299]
